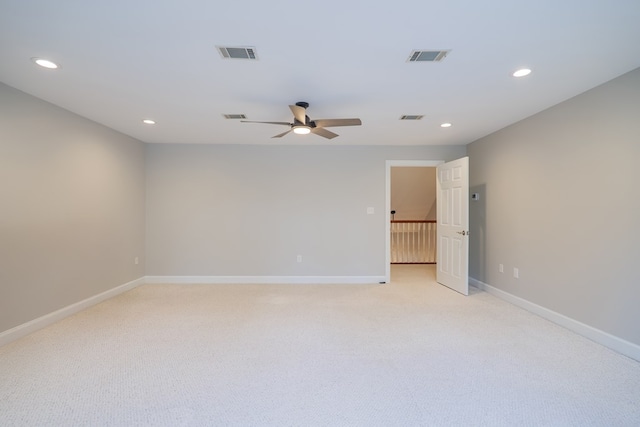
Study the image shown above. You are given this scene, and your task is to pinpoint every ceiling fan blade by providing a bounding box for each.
[272,129,293,138]
[311,127,339,139]
[289,105,307,124]
[312,118,362,128]
[241,120,292,126]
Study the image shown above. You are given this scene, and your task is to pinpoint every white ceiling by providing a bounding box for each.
[1,0,640,146]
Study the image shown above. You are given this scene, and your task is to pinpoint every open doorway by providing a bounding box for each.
[385,160,443,283]
[390,166,437,265]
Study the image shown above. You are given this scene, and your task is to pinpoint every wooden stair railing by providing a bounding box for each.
[390,220,436,264]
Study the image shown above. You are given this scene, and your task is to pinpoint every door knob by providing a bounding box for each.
[456,230,469,236]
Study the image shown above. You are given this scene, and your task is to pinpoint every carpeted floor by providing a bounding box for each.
[1,265,639,426]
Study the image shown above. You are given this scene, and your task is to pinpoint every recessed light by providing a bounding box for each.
[32,58,59,69]
[440,123,452,128]
[513,68,532,77]
[142,119,156,125]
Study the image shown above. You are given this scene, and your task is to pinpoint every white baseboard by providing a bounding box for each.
[0,277,145,348]
[469,277,640,362]
[145,275,387,285]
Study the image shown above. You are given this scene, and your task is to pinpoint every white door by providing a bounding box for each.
[436,157,469,295]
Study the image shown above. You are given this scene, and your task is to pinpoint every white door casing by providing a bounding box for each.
[436,157,469,295]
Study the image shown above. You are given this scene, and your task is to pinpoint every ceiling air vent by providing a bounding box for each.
[223,114,247,119]
[400,115,424,120]
[407,50,450,62]
[217,46,258,60]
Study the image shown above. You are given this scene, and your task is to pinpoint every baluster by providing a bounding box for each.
[428,222,431,262]
[402,222,406,263]
[392,222,397,263]
[418,222,427,262]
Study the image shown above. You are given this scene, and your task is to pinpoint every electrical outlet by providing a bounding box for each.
[513,268,519,279]
[296,255,302,263]
[499,264,504,273]
[134,257,139,265]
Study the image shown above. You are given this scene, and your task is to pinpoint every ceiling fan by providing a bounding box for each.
[241,102,362,139]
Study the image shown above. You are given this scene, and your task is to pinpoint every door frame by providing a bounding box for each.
[385,160,444,283]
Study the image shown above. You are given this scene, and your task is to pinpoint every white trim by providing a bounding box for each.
[469,277,640,362]
[145,276,386,285]
[0,277,145,348]
[386,160,444,167]
[385,160,443,283]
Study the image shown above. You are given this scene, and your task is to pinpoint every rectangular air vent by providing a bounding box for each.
[217,46,258,60]
[223,114,247,119]
[407,50,450,62]
[400,115,424,120]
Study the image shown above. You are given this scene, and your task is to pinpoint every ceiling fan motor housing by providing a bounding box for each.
[293,116,313,126]
[292,101,311,126]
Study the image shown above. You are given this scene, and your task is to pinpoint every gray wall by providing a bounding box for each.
[468,68,640,346]
[391,167,437,220]
[146,145,465,277]
[0,83,146,333]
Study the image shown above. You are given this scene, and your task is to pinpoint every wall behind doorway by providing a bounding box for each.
[390,167,436,220]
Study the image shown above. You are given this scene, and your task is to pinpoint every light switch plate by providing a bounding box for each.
[367,207,375,214]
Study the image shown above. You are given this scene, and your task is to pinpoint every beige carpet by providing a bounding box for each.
[1,265,639,426]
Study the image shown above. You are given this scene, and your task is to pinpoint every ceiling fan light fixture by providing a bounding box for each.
[293,126,311,135]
